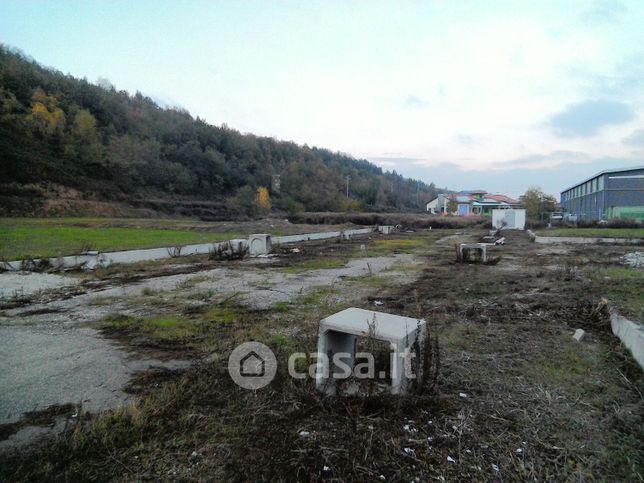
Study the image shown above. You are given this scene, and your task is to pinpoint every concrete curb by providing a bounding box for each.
[529,232,643,245]
[609,307,644,371]
[0,226,390,272]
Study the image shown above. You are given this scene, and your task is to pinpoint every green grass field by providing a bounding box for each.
[536,227,644,238]
[0,218,243,260]
[588,267,644,321]
[0,217,361,260]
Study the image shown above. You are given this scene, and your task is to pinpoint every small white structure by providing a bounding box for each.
[316,308,426,395]
[378,225,395,235]
[248,234,272,256]
[492,209,526,230]
[227,239,248,255]
[458,243,489,263]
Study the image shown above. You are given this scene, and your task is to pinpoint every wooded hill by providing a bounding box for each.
[0,45,439,217]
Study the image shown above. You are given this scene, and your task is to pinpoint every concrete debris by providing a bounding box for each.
[495,237,506,245]
[373,300,383,306]
[620,252,644,269]
[609,309,644,370]
[249,234,272,257]
[209,239,249,261]
[573,328,586,342]
[457,243,488,263]
[378,225,395,235]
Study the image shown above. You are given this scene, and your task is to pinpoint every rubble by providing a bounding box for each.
[620,252,644,269]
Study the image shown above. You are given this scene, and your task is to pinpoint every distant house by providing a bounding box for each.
[426,190,520,217]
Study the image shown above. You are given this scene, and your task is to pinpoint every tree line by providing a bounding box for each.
[0,45,439,215]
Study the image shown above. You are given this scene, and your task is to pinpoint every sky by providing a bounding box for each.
[1,0,643,197]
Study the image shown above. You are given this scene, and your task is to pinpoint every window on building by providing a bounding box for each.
[598,176,604,190]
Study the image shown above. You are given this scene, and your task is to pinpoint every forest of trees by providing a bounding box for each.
[0,45,439,216]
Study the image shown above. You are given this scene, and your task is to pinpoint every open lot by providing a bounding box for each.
[0,226,642,480]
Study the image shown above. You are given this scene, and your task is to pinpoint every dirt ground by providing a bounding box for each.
[0,228,642,481]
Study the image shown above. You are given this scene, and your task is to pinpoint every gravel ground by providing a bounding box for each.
[0,252,417,450]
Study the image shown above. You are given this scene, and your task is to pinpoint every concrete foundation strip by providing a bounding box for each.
[526,229,643,245]
[0,226,384,272]
[609,307,644,371]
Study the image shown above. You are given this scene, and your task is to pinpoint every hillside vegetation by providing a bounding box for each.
[0,46,439,217]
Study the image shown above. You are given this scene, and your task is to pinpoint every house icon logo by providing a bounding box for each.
[228,342,277,389]
[240,350,265,377]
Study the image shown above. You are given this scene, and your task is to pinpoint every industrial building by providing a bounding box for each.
[560,166,644,221]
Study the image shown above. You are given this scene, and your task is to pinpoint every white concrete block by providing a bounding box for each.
[573,328,586,342]
[492,209,526,230]
[378,225,395,235]
[611,313,644,370]
[316,308,426,395]
[248,234,272,256]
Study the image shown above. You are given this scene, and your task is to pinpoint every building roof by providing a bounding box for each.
[561,165,644,194]
[446,192,520,205]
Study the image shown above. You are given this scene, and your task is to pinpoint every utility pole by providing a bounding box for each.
[345,175,350,198]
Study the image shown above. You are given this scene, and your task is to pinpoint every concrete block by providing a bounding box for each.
[248,234,272,256]
[492,209,526,230]
[458,243,488,263]
[316,308,426,396]
[573,328,586,342]
[378,225,395,235]
[610,312,644,370]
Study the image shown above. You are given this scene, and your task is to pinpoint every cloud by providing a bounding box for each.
[367,156,426,170]
[580,1,627,25]
[623,129,644,146]
[545,99,635,137]
[574,52,644,98]
[455,134,477,146]
[492,150,590,169]
[402,95,429,109]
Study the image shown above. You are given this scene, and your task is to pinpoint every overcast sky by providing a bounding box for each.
[1,0,643,197]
